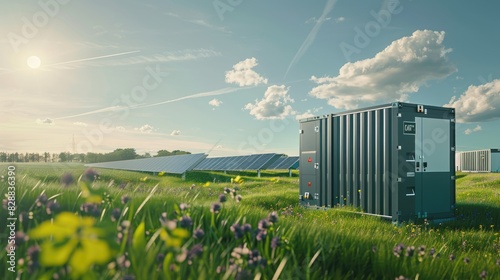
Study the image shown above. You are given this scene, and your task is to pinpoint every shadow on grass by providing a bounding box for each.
[442,202,500,229]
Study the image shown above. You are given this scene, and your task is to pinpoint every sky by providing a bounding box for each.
[1,0,500,157]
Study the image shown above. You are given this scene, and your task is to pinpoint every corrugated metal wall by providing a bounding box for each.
[458,149,491,172]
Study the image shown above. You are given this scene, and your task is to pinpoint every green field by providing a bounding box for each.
[1,163,499,279]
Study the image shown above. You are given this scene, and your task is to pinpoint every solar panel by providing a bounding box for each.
[268,156,299,169]
[85,153,207,174]
[245,153,280,170]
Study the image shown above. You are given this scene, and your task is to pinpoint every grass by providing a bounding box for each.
[1,164,499,279]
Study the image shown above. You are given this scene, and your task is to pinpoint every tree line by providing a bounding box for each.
[0,149,191,163]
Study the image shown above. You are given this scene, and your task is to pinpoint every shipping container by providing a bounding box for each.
[456,149,500,172]
[299,102,456,223]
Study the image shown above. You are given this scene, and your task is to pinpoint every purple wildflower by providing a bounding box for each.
[230,223,244,239]
[179,215,193,228]
[121,195,131,205]
[271,237,281,249]
[82,168,99,182]
[429,247,435,257]
[480,270,487,279]
[60,173,74,187]
[111,208,121,222]
[258,219,270,230]
[45,200,60,215]
[463,257,470,264]
[224,187,231,194]
[80,202,101,217]
[268,211,278,223]
[393,243,405,258]
[256,230,267,241]
[26,245,40,273]
[36,194,48,207]
[219,194,227,203]
[242,223,252,233]
[405,246,415,257]
[211,203,221,214]
[449,254,455,261]
[193,228,205,239]
[235,195,242,202]
[187,244,203,259]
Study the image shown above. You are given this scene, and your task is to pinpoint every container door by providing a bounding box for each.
[300,121,321,206]
[415,117,451,217]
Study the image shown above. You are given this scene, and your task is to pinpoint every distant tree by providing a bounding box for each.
[155,149,191,157]
[0,152,6,162]
[155,150,171,157]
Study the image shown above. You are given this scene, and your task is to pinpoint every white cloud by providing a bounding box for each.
[116,126,126,131]
[73,122,88,127]
[244,85,295,120]
[310,30,456,110]
[135,124,154,133]
[444,79,500,122]
[170,130,181,136]
[225,58,268,87]
[464,125,482,135]
[209,98,223,107]
[295,110,315,120]
[36,118,54,125]
[334,16,345,23]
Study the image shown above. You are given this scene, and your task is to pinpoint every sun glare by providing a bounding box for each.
[27,56,42,69]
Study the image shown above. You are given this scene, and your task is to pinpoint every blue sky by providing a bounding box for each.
[1,0,499,156]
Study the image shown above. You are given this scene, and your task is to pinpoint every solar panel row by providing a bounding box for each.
[267,156,299,170]
[85,153,207,174]
[193,153,290,171]
[85,153,299,174]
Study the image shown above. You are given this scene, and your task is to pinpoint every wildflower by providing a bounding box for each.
[429,247,435,257]
[268,211,278,223]
[121,195,131,205]
[395,276,410,280]
[80,202,101,217]
[242,223,252,233]
[190,184,196,190]
[256,230,267,241]
[179,203,189,211]
[26,245,40,273]
[230,223,244,239]
[405,246,415,257]
[60,173,75,187]
[235,195,242,202]
[29,212,113,276]
[219,194,227,203]
[224,187,231,194]
[393,243,405,258]
[258,219,270,230]
[36,194,48,207]
[271,237,281,249]
[188,244,203,260]
[480,270,487,279]
[179,215,193,228]
[211,203,221,214]
[16,231,29,245]
[46,200,60,215]
[193,228,205,239]
[82,168,99,182]
[110,208,121,222]
[463,257,470,264]
[159,213,177,230]
[449,254,455,261]
[118,182,127,189]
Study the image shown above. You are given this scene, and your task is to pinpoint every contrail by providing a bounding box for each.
[44,50,141,67]
[54,86,253,120]
[283,0,337,79]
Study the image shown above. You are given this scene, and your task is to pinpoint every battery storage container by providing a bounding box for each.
[299,102,456,223]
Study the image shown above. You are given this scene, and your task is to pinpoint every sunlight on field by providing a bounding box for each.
[1,164,499,279]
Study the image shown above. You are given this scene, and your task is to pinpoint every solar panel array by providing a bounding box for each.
[85,153,207,174]
[266,156,299,170]
[193,153,287,171]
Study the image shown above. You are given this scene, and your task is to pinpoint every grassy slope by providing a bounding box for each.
[0,163,499,279]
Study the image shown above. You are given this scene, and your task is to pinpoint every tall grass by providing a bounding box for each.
[1,165,499,279]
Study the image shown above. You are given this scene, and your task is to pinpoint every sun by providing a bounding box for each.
[27,56,42,69]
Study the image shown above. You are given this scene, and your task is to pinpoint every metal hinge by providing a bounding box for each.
[314,163,319,169]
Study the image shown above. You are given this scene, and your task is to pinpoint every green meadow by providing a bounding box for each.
[1,163,499,279]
